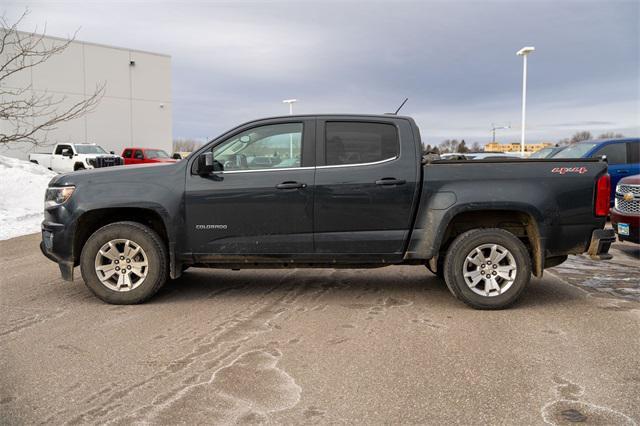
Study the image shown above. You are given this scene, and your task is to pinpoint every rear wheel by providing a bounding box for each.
[80,221,167,304]
[443,228,531,310]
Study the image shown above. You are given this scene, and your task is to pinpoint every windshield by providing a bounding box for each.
[529,147,554,159]
[145,149,170,159]
[552,143,597,159]
[75,145,107,154]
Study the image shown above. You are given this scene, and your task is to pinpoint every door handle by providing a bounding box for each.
[276,181,307,189]
[375,178,406,186]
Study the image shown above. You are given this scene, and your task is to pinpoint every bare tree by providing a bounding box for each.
[0,9,104,146]
[470,141,482,152]
[569,131,593,144]
[598,132,624,139]
[173,138,203,153]
[438,139,460,153]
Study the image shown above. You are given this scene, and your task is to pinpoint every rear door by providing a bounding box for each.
[132,149,145,165]
[313,117,419,259]
[122,149,133,165]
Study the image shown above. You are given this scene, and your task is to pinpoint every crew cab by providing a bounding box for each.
[40,115,615,309]
[121,147,177,165]
[29,143,123,173]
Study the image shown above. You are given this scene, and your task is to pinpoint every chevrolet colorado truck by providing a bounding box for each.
[29,143,123,173]
[40,115,615,309]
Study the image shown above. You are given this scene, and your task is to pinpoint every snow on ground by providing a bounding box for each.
[0,155,56,240]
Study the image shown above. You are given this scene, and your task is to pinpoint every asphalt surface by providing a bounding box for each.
[1,234,639,425]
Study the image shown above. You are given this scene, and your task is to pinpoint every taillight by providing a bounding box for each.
[595,173,610,217]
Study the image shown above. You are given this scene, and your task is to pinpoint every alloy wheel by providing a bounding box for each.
[462,243,517,297]
[94,239,149,292]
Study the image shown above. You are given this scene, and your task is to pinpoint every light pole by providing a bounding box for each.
[516,46,535,155]
[282,99,297,115]
[282,99,297,159]
[491,123,511,143]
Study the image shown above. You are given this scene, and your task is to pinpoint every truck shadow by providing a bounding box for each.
[152,267,584,310]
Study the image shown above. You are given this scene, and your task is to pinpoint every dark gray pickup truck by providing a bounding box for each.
[40,114,615,309]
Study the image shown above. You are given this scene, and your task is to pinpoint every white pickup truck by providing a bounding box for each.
[29,143,124,173]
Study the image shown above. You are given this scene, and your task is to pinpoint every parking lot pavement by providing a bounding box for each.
[1,234,639,425]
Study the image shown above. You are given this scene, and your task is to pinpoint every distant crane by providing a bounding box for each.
[491,123,511,143]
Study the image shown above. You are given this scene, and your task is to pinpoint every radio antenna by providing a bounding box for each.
[394,97,409,115]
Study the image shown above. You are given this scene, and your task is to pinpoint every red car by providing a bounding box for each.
[121,147,177,165]
[610,174,640,243]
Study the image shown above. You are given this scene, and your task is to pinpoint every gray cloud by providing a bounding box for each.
[5,0,639,144]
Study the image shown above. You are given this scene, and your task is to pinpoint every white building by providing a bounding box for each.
[0,33,172,160]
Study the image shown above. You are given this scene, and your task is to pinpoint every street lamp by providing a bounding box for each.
[516,46,535,155]
[282,99,297,115]
[491,123,511,143]
[282,99,297,159]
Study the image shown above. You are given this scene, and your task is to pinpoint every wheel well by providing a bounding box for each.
[73,208,168,264]
[439,210,543,276]
[74,162,85,170]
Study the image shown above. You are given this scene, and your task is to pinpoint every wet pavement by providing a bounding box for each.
[550,240,640,302]
[1,234,639,425]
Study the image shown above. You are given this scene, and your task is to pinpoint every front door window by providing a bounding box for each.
[213,123,303,170]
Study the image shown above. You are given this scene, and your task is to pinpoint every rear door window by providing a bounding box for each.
[325,122,399,166]
[627,142,639,163]
[134,150,144,159]
[591,143,627,164]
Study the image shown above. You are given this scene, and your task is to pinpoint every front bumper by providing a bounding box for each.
[610,208,640,244]
[41,221,75,281]
[586,229,616,260]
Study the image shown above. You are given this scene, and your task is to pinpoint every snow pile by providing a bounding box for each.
[0,155,56,240]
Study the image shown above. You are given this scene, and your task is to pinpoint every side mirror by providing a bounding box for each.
[197,152,223,175]
[110,151,115,154]
[65,151,74,158]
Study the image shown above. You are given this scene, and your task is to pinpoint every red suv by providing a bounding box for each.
[121,148,177,165]
[610,174,640,243]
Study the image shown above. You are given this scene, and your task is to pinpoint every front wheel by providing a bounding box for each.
[80,221,168,304]
[443,228,531,310]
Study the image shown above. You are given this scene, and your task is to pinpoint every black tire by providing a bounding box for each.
[80,221,168,304]
[443,228,531,310]
[74,164,85,171]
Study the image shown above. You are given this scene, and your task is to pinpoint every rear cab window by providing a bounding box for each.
[324,121,399,166]
[122,149,132,158]
[590,143,627,164]
[627,142,639,163]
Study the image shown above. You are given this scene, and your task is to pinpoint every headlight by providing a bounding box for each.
[45,186,75,208]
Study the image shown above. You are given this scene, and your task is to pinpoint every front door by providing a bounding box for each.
[313,118,419,259]
[185,119,316,257]
[52,144,74,172]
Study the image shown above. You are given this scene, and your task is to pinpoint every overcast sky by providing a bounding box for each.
[4,0,639,145]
